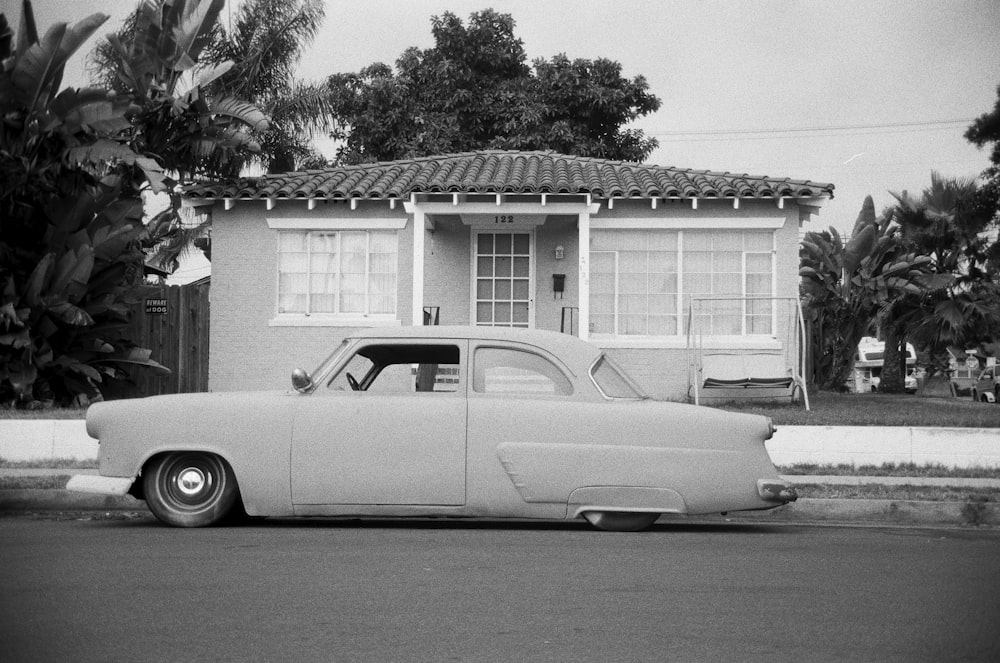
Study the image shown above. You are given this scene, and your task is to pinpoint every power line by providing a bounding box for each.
[646,118,973,138]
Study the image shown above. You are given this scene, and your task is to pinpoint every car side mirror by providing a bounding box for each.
[291,368,314,393]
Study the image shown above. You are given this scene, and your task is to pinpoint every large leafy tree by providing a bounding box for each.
[800,196,937,391]
[326,9,662,165]
[965,83,1000,221]
[964,82,1000,274]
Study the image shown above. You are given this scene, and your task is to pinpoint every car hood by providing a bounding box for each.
[85,390,295,440]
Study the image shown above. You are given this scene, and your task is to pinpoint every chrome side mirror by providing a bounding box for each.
[291,368,314,393]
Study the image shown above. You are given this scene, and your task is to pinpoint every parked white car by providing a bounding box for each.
[68,326,797,530]
[971,366,999,403]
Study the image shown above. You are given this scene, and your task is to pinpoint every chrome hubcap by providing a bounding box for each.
[177,468,207,496]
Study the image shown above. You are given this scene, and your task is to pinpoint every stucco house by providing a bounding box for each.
[184,151,833,401]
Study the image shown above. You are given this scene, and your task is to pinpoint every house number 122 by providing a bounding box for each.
[494,215,514,224]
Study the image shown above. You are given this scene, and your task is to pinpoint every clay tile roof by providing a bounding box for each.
[184,150,834,202]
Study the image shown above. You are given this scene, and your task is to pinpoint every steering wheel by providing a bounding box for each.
[346,372,360,391]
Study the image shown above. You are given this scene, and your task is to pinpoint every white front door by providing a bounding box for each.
[473,231,533,327]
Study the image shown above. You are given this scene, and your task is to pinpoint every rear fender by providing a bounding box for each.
[567,486,687,519]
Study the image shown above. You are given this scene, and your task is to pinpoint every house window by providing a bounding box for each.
[278,230,398,317]
[590,229,774,338]
[590,230,678,336]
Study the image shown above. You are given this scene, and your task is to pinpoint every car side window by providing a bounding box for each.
[473,347,572,395]
[327,344,461,393]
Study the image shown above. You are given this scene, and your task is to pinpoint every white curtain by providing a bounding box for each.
[367,231,397,314]
[278,233,309,313]
[309,232,338,313]
[279,230,397,315]
[591,228,773,337]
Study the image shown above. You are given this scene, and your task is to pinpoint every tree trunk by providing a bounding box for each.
[880,325,906,393]
[819,315,869,391]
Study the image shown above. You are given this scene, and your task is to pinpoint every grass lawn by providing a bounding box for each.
[792,482,1000,502]
[0,408,86,419]
[714,391,1000,427]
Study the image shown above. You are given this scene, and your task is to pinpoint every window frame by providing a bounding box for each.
[325,342,464,395]
[267,218,405,327]
[470,228,536,329]
[589,228,777,341]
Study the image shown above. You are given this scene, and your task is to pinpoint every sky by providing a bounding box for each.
[7,0,1000,244]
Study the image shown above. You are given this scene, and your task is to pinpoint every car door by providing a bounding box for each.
[290,340,467,506]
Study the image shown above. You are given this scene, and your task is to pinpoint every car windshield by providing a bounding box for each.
[590,355,646,399]
[308,338,354,386]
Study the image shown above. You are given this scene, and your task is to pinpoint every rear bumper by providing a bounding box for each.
[66,474,134,497]
[757,479,798,504]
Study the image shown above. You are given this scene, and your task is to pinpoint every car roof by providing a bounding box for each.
[345,325,602,370]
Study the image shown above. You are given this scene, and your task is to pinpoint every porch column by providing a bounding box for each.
[577,209,590,340]
[410,206,426,326]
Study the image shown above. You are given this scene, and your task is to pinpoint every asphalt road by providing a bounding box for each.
[1,515,998,663]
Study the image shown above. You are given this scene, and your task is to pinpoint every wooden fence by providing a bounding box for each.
[109,280,210,399]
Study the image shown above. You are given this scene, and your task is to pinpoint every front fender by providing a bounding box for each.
[88,391,299,516]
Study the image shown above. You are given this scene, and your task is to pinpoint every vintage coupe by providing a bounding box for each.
[68,326,797,530]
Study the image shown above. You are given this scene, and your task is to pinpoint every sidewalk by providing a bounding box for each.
[1,469,997,527]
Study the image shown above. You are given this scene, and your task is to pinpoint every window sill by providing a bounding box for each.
[269,315,401,328]
[591,335,782,351]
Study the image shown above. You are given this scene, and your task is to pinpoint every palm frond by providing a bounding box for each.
[211,96,270,131]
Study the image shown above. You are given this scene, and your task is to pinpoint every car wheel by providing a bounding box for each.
[144,452,240,527]
[582,511,658,532]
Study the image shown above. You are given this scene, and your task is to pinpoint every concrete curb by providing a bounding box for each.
[0,489,146,511]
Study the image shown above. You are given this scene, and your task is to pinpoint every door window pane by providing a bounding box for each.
[473,348,572,395]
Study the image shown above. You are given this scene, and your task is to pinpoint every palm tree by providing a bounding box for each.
[205,0,335,174]
[880,173,1000,388]
[800,196,937,391]
[89,0,334,271]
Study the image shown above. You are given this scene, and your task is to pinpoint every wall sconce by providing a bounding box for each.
[554,244,565,260]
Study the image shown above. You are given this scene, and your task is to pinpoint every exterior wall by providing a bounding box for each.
[209,195,812,400]
[210,200,412,392]
[533,216,579,334]
[422,216,471,326]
